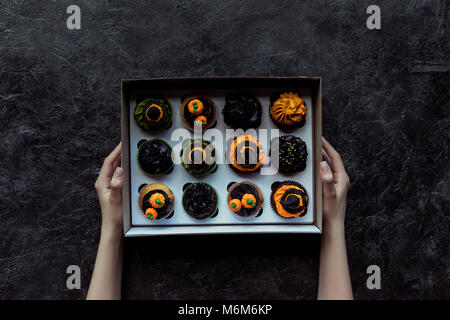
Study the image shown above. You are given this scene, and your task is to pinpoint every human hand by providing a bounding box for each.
[318,138,353,300]
[94,143,125,233]
[320,137,350,229]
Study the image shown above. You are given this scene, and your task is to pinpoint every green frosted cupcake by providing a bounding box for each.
[134,97,172,133]
[180,139,217,177]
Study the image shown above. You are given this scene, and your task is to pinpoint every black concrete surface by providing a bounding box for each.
[0,0,448,299]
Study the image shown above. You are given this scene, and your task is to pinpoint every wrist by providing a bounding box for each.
[322,218,345,240]
[101,222,123,241]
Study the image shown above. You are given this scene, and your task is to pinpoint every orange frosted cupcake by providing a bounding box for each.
[270,181,308,218]
[227,135,267,173]
[269,91,307,129]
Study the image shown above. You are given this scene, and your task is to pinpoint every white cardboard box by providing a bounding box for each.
[121,77,322,237]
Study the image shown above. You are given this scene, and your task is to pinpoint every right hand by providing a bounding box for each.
[320,137,350,227]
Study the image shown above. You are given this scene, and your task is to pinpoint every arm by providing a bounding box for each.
[317,138,353,300]
[87,143,125,300]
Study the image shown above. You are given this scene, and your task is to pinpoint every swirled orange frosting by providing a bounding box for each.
[273,185,308,218]
[228,135,267,172]
[270,92,307,125]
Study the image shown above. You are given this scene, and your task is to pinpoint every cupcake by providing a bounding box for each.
[269,91,307,129]
[139,183,175,220]
[228,135,267,173]
[180,139,217,177]
[134,97,172,133]
[271,181,309,218]
[182,182,218,220]
[227,182,264,217]
[270,135,308,173]
[222,93,262,130]
[137,139,173,176]
[180,95,216,130]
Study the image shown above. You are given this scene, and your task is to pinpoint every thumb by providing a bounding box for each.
[110,167,125,203]
[320,161,336,199]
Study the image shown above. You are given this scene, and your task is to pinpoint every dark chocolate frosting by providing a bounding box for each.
[182,183,218,220]
[222,93,262,130]
[138,139,173,175]
[141,190,173,219]
[279,188,305,214]
[271,135,308,172]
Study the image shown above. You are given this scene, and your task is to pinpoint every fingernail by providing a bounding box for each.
[115,167,123,177]
[320,161,329,172]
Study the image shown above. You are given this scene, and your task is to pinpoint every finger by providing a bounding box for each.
[320,161,336,199]
[106,156,122,189]
[110,167,125,204]
[97,143,122,188]
[322,137,346,175]
[322,148,333,169]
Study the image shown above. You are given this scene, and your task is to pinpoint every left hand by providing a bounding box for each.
[94,143,125,232]
[320,137,350,228]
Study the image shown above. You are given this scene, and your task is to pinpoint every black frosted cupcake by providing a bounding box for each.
[271,181,308,219]
[269,91,307,129]
[182,183,218,220]
[181,139,217,177]
[222,93,262,130]
[227,182,264,217]
[137,139,173,176]
[134,97,172,133]
[180,95,216,130]
[138,183,174,220]
[270,135,308,173]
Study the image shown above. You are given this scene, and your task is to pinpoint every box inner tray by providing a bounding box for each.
[129,88,314,227]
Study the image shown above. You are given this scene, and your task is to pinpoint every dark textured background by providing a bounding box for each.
[0,0,448,299]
